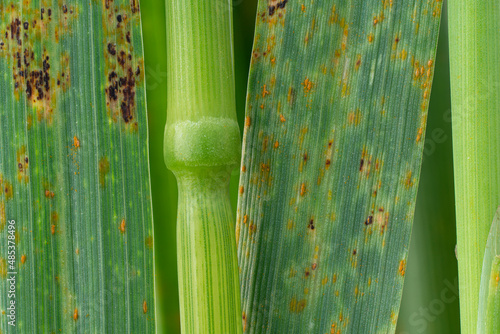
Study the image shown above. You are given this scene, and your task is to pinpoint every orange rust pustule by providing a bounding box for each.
[399,260,406,276]
[119,219,126,234]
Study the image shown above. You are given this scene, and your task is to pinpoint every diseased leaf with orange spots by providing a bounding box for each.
[0,1,154,333]
[237,0,442,332]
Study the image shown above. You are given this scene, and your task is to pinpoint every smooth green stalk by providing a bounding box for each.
[164,1,242,333]
[449,1,500,332]
[478,207,500,333]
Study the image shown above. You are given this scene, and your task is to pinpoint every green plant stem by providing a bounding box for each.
[449,1,500,333]
[164,1,242,333]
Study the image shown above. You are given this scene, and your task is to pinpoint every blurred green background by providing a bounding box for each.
[140,1,459,333]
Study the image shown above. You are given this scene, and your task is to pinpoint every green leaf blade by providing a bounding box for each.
[237,1,442,333]
[0,1,155,333]
[478,207,500,334]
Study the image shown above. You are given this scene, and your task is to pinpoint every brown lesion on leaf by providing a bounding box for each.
[99,157,110,187]
[2,179,13,200]
[268,0,288,17]
[56,52,71,91]
[0,257,7,278]
[359,147,371,176]
[0,201,5,231]
[249,222,256,236]
[308,218,315,230]
[104,0,114,10]
[1,5,77,123]
[299,152,308,172]
[287,86,296,105]
[325,159,331,170]
[404,170,414,189]
[16,145,29,183]
[376,208,389,233]
[329,5,339,24]
[50,211,58,235]
[304,19,316,45]
[347,109,362,126]
[289,297,307,313]
[29,50,55,123]
[262,135,269,152]
[251,48,261,63]
[145,236,153,249]
[391,33,402,57]
[242,312,247,332]
[130,0,140,14]
[102,3,142,129]
[364,215,373,225]
[355,54,362,71]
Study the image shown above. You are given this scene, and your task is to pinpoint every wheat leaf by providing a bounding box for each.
[0,1,155,332]
[477,207,500,334]
[237,1,442,332]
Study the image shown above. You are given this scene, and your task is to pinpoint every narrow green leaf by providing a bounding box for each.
[0,1,155,332]
[237,1,442,332]
[478,207,500,334]
[448,1,500,332]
